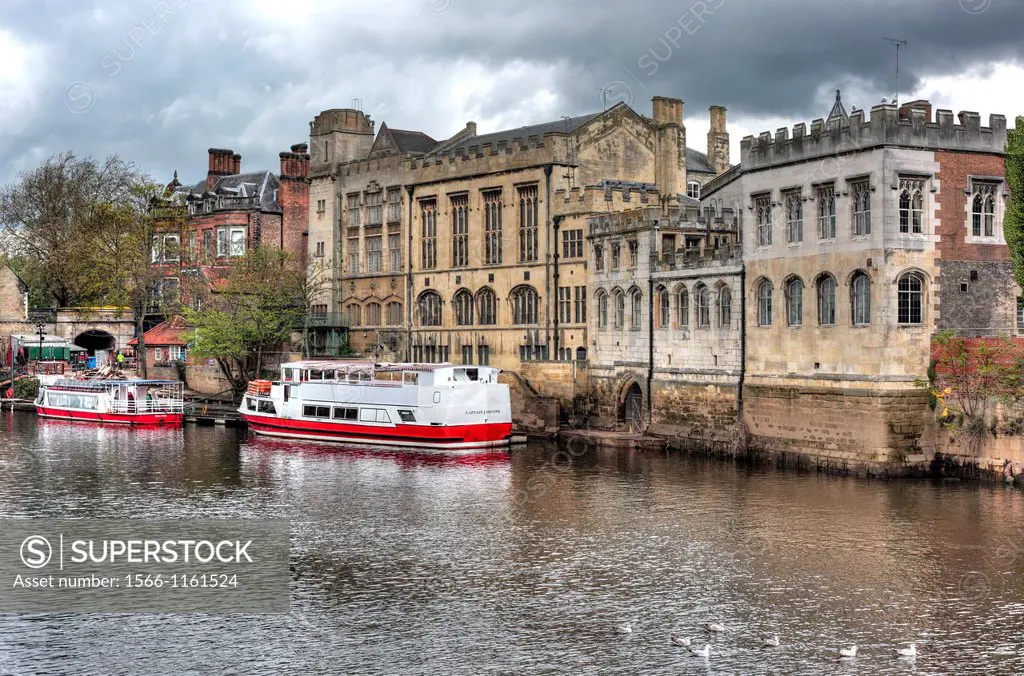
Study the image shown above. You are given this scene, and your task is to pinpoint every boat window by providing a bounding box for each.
[310,370,322,380]
[333,407,358,421]
[466,368,478,381]
[303,405,331,418]
[257,400,276,414]
[359,408,391,423]
[283,369,292,382]
[403,372,418,385]
[246,398,257,411]
[397,410,416,423]
[347,373,360,383]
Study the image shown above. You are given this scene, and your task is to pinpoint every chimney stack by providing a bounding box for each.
[707,106,730,175]
[206,148,234,191]
[232,153,241,175]
[652,96,686,213]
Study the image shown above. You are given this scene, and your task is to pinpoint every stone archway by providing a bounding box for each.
[621,381,644,432]
[74,330,116,356]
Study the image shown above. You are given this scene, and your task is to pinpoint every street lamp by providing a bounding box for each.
[35,322,46,363]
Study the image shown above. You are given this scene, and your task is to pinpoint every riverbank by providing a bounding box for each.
[560,423,1024,487]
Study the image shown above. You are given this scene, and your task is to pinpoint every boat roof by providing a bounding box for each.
[281,360,491,373]
[50,379,181,389]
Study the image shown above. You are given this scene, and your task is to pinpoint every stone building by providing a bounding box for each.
[587,201,741,433]
[307,97,732,370]
[589,91,1016,470]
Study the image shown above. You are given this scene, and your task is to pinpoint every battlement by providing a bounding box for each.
[740,104,1010,170]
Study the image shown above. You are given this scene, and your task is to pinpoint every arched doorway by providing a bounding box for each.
[622,382,643,433]
[74,330,116,356]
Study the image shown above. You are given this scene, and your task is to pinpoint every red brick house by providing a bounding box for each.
[150,144,311,309]
[128,315,188,373]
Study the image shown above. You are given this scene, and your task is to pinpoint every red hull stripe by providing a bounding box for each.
[242,414,511,445]
[36,407,183,426]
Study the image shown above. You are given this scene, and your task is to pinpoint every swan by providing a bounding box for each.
[616,622,632,634]
[690,644,710,658]
[671,634,691,647]
[763,634,780,647]
[839,645,857,659]
[897,643,917,658]
[706,622,726,632]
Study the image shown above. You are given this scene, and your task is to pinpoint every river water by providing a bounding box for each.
[0,410,1023,675]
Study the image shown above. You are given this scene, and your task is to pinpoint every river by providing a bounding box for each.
[0,410,1022,675]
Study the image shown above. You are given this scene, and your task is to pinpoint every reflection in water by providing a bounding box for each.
[0,411,1022,674]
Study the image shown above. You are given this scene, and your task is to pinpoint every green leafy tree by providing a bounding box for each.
[1004,117,1024,287]
[0,152,150,307]
[184,247,324,401]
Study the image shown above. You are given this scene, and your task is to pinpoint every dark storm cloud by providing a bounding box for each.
[0,0,1020,185]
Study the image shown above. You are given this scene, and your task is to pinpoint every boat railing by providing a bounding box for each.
[108,399,184,414]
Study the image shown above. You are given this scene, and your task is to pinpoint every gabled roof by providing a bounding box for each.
[129,315,188,347]
[825,89,850,130]
[368,123,439,159]
[390,129,438,154]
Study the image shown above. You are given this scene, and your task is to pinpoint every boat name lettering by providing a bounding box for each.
[465,409,501,415]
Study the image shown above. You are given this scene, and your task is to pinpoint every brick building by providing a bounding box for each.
[306,97,732,368]
[151,145,311,310]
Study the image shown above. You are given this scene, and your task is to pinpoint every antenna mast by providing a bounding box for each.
[883,37,907,106]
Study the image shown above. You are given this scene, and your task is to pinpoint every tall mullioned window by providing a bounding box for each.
[420,199,437,269]
[695,284,710,328]
[484,190,503,265]
[386,188,401,223]
[899,177,925,234]
[817,274,836,326]
[450,194,469,268]
[511,285,539,325]
[757,280,773,327]
[417,291,442,326]
[970,181,999,238]
[477,288,496,325]
[785,191,802,243]
[718,286,732,329]
[817,184,836,239]
[453,289,473,325]
[851,272,871,325]
[562,229,583,258]
[852,180,871,235]
[518,185,539,262]
[388,233,402,272]
[365,191,383,226]
[347,193,360,227]
[786,278,803,327]
[897,272,924,324]
[365,235,382,273]
[755,194,772,246]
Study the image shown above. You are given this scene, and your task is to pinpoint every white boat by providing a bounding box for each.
[36,379,184,426]
[239,361,513,451]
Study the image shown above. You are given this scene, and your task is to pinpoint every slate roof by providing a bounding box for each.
[177,171,282,213]
[685,148,716,174]
[434,112,601,155]
[389,129,438,154]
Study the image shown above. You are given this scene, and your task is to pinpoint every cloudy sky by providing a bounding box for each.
[0,0,1021,186]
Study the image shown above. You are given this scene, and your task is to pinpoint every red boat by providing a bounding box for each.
[239,361,513,451]
[35,379,184,426]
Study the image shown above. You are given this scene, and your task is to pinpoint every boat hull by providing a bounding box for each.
[36,406,183,426]
[241,413,512,451]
